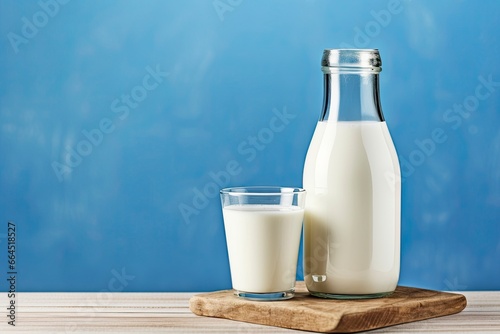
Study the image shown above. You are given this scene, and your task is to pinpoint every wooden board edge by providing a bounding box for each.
[330,293,467,333]
[189,294,342,332]
[189,295,208,316]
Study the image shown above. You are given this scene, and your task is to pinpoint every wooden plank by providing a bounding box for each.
[0,289,499,333]
[190,283,467,333]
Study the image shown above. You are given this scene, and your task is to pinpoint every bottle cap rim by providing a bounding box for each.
[321,49,382,72]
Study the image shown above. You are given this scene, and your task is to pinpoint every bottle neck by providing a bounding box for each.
[320,71,384,122]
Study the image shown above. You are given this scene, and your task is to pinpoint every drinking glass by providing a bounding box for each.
[220,186,306,301]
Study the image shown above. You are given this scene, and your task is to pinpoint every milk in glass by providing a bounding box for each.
[223,204,304,293]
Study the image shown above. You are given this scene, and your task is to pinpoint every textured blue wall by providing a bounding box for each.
[0,0,498,292]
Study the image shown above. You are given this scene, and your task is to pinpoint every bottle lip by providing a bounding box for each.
[321,49,382,73]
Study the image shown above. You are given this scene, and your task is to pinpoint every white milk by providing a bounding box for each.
[223,204,304,293]
[303,121,400,295]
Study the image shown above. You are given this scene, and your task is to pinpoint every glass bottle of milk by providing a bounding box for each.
[303,49,401,299]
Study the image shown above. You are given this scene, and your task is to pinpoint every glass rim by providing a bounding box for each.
[220,186,305,196]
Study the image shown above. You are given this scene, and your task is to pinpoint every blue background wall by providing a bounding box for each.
[0,0,499,292]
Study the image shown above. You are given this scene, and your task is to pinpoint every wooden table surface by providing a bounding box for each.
[0,289,499,333]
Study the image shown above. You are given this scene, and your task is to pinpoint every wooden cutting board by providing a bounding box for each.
[190,282,467,333]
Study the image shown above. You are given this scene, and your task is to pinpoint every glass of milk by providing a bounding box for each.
[220,186,306,301]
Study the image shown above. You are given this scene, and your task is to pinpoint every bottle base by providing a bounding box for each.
[310,291,393,300]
